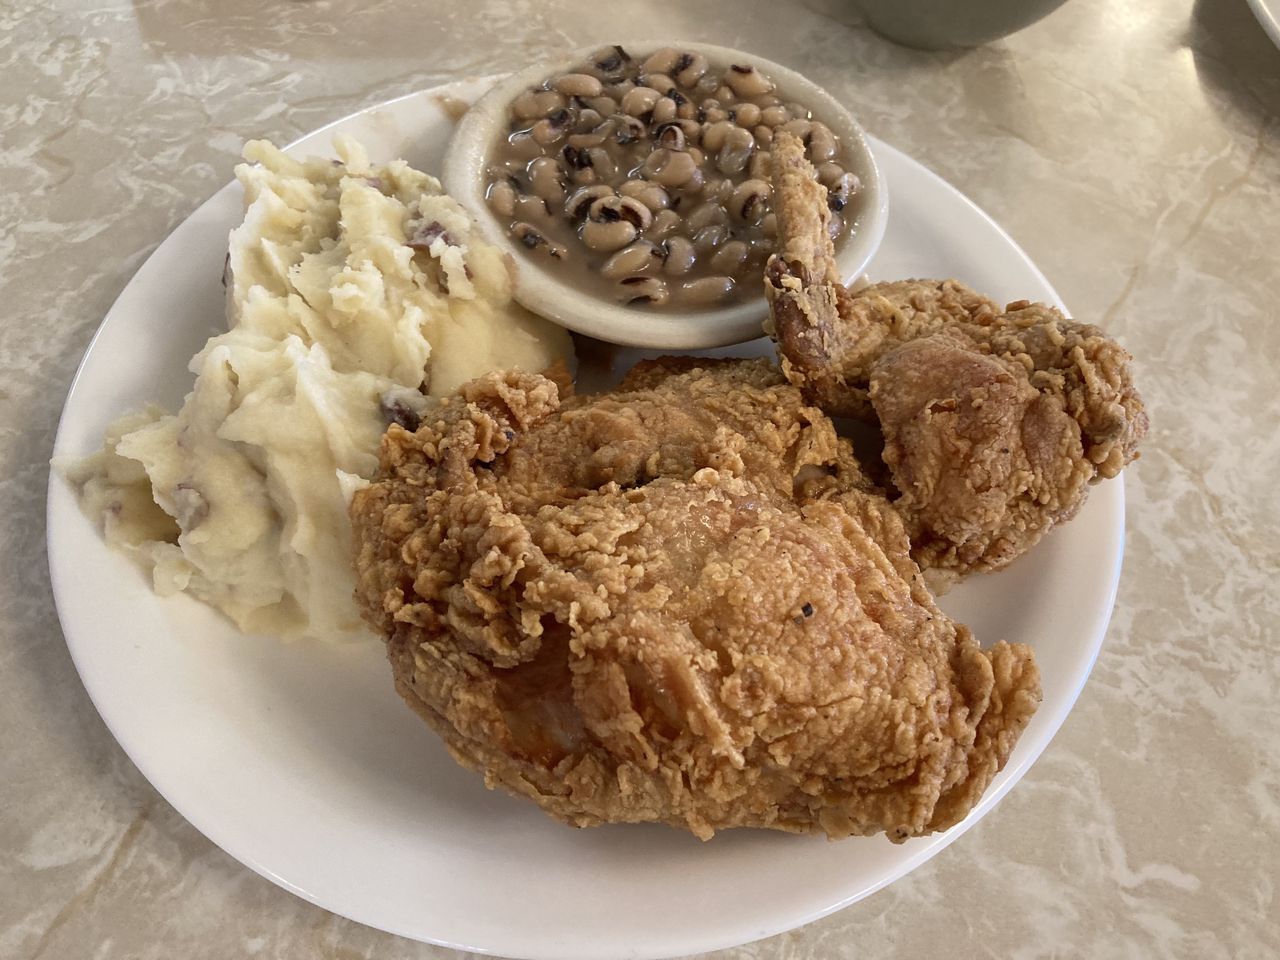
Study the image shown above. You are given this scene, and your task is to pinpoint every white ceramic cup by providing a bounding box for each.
[443,42,888,350]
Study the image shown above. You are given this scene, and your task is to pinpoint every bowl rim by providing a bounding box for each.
[442,41,888,350]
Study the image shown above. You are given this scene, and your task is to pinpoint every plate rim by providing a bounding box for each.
[1246,0,1280,50]
[46,79,1124,960]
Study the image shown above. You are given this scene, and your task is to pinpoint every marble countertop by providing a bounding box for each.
[3,0,1278,956]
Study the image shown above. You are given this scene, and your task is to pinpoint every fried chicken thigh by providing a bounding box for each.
[764,132,1148,582]
[351,361,1040,841]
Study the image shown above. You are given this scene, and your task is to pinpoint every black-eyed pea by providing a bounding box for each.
[686,201,728,232]
[582,216,637,252]
[760,212,778,238]
[612,114,646,145]
[807,122,839,163]
[651,96,678,124]
[585,147,616,180]
[491,157,525,178]
[571,108,604,133]
[692,224,729,253]
[662,236,697,275]
[654,122,686,151]
[673,52,709,87]
[725,64,774,96]
[533,90,566,115]
[511,222,566,259]
[528,157,564,202]
[710,240,749,275]
[715,84,735,102]
[604,80,635,102]
[675,117,702,140]
[731,102,761,128]
[554,73,604,98]
[676,275,735,305]
[587,195,621,220]
[615,196,653,230]
[619,179,671,212]
[589,44,631,78]
[505,132,543,161]
[531,108,572,144]
[485,178,517,218]
[567,127,609,149]
[747,150,771,180]
[621,86,660,117]
[753,125,774,147]
[642,73,677,95]
[588,95,619,115]
[642,148,698,187]
[601,242,663,280]
[730,179,771,224]
[760,105,790,127]
[564,184,614,220]
[816,162,846,187]
[826,213,845,241]
[509,159,538,182]
[641,47,681,75]
[560,143,589,172]
[693,73,720,97]
[514,193,551,223]
[701,120,737,153]
[648,209,683,239]
[511,90,543,121]
[703,177,733,203]
[780,118,813,140]
[619,275,670,305]
[828,173,861,212]
[746,237,773,263]
[716,126,755,175]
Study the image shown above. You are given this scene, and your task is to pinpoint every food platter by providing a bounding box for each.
[47,77,1124,960]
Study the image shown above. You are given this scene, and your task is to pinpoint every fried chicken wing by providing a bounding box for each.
[351,362,1040,841]
[765,132,1148,583]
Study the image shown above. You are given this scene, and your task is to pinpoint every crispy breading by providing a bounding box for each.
[764,132,1148,584]
[350,362,1040,841]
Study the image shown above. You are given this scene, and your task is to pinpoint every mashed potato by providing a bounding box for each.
[65,137,573,641]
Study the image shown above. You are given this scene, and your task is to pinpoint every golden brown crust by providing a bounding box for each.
[770,131,842,287]
[763,132,864,416]
[615,355,786,393]
[763,140,1148,582]
[350,360,1041,841]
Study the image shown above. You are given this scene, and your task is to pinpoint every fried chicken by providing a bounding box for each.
[350,361,1040,841]
[764,131,1148,583]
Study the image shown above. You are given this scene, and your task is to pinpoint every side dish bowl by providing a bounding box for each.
[443,42,888,349]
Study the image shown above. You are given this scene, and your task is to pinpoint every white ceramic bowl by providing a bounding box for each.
[443,42,888,349]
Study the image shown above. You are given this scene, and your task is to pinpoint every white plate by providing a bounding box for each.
[48,79,1123,960]
[1247,0,1280,49]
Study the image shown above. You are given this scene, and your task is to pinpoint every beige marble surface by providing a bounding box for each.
[3,0,1278,956]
